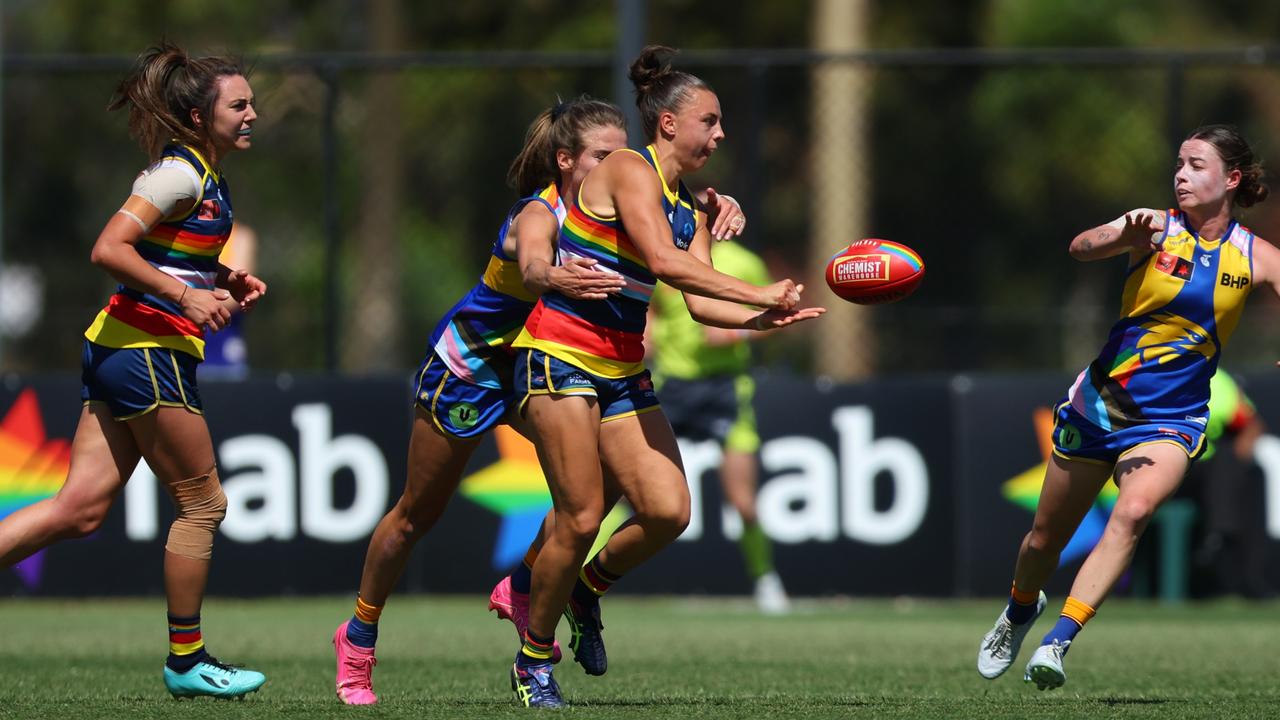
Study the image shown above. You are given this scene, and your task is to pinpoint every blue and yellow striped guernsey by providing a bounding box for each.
[1067,209,1255,429]
[428,183,564,388]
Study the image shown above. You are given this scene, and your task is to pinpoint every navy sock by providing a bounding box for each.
[511,561,533,595]
[346,616,378,648]
[1042,616,1082,649]
[1005,596,1040,625]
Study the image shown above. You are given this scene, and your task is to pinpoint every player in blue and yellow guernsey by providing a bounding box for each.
[508,46,825,708]
[978,124,1279,691]
[0,43,266,699]
[331,97,753,707]
[331,99,629,706]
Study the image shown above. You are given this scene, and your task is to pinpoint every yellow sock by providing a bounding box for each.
[1061,596,1096,627]
[355,596,383,625]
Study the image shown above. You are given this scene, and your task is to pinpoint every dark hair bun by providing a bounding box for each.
[628,45,677,94]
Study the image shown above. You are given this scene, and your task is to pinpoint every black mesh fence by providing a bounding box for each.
[3,49,1279,375]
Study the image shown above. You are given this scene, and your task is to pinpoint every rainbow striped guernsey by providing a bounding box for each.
[429,183,565,388]
[1068,209,1255,429]
[84,144,233,360]
[514,145,699,378]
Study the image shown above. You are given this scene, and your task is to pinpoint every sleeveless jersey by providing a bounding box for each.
[651,240,770,379]
[1067,209,1255,429]
[84,144,233,360]
[513,145,699,378]
[428,183,565,388]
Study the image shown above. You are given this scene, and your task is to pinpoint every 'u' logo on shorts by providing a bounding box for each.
[449,402,479,429]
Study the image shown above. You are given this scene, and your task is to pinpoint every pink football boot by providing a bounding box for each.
[489,575,562,663]
[333,621,378,705]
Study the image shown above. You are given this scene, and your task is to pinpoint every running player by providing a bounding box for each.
[508,45,825,708]
[977,124,1274,690]
[649,238,790,614]
[0,42,267,698]
[331,97,746,705]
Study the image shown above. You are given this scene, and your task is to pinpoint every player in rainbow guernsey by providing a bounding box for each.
[977,124,1278,691]
[329,97,747,706]
[507,45,824,709]
[329,99,630,706]
[0,42,266,699]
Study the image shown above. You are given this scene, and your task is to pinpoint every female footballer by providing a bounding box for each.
[0,42,267,698]
[508,45,824,708]
[977,124,1273,690]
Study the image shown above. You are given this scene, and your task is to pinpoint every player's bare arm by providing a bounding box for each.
[596,153,792,308]
[681,224,824,330]
[513,202,624,300]
[92,196,231,330]
[1069,208,1165,262]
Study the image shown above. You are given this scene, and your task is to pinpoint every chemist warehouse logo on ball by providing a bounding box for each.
[0,389,72,590]
[1001,407,1117,565]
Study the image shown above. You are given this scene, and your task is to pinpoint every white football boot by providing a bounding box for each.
[977,591,1047,679]
[1024,639,1069,690]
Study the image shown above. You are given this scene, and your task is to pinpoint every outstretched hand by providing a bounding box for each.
[751,304,827,330]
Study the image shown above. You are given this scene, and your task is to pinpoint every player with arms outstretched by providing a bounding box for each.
[977,124,1274,690]
[508,45,824,708]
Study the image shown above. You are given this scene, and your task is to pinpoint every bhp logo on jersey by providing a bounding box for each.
[1221,272,1250,289]
[833,254,890,284]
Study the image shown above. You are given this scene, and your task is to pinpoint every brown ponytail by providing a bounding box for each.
[108,41,246,160]
[507,97,626,197]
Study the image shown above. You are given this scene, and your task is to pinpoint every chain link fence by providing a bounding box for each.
[3,49,1279,376]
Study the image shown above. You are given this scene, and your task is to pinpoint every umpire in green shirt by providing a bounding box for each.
[648,240,790,613]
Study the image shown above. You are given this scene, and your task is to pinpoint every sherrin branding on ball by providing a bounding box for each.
[824,239,925,304]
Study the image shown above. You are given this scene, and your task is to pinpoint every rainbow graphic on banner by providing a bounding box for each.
[1001,407,1118,566]
[459,425,628,570]
[0,388,70,588]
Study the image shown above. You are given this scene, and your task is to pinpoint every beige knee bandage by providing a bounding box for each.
[163,467,228,560]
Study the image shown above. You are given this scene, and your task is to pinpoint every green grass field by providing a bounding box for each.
[0,595,1276,719]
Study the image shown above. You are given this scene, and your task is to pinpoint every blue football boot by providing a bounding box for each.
[163,656,266,699]
[563,600,607,676]
[511,658,565,708]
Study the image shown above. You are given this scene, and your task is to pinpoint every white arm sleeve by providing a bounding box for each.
[127,159,203,222]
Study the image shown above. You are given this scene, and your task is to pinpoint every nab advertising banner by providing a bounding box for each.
[2,371,1278,597]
